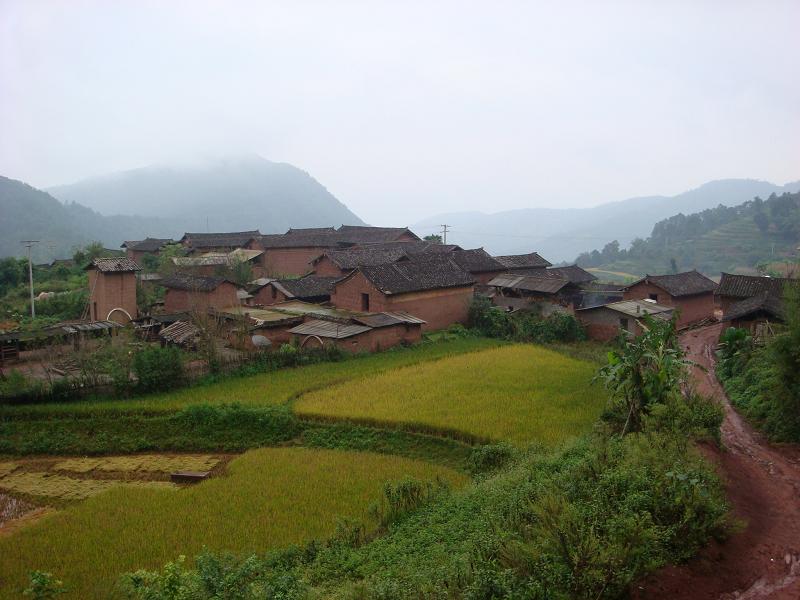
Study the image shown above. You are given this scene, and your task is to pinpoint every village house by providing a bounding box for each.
[179,231,261,254]
[447,249,506,285]
[159,274,241,313]
[492,252,552,274]
[248,226,422,276]
[715,273,795,313]
[547,265,597,285]
[622,271,717,328]
[249,275,341,305]
[311,246,411,277]
[330,256,475,331]
[577,299,674,341]
[716,273,798,334]
[214,300,424,352]
[121,238,174,264]
[486,272,583,314]
[85,257,141,323]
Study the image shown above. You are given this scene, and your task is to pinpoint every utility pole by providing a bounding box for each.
[440,224,450,245]
[21,240,39,318]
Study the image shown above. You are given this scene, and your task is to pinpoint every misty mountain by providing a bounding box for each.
[416,179,800,262]
[48,155,365,234]
[0,176,174,262]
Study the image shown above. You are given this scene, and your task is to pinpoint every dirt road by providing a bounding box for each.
[633,323,800,600]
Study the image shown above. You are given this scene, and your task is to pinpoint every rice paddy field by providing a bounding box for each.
[0,447,467,599]
[0,337,502,417]
[295,344,605,447]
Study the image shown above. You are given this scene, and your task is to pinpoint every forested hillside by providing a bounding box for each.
[0,176,172,263]
[576,191,800,276]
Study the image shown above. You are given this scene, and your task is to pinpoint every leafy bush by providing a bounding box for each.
[467,297,586,343]
[23,571,66,599]
[466,442,517,475]
[132,346,185,393]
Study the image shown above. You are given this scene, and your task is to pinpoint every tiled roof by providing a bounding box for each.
[87,257,141,273]
[181,231,261,249]
[449,248,505,274]
[257,226,420,249]
[716,273,796,300]
[722,293,785,322]
[123,238,174,252]
[548,265,598,284]
[358,256,475,294]
[322,246,410,269]
[274,275,340,299]
[627,270,717,297]
[493,252,552,269]
[159,274,232,292]
[286,227,336,235]
[487,273,570,294]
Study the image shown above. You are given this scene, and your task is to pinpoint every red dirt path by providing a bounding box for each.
[632,323,800,600]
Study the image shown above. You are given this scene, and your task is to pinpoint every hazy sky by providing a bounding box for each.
[1,1,799,225]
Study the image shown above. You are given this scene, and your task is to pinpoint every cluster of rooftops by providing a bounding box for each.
[95,225,797,344]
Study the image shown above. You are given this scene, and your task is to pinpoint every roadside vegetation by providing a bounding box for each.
[296,344,604,446]
[717,285,800,442]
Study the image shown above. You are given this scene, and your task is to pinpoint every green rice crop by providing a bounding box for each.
[1,338,502,417]
[295,344,605,447]
[0,447,466,599]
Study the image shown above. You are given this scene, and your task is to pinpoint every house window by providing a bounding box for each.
[93,302,98,321]
[361,293,370,311]
[649,293,658,301]
[620,317,629,331]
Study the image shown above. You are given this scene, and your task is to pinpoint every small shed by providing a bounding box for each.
[577,299,673,341]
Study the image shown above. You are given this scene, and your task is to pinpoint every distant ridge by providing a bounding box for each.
[48,154,365,235]
[415,179,800,261]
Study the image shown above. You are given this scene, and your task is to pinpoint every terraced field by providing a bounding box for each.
[295,344,605,446]
[0,448,466,599]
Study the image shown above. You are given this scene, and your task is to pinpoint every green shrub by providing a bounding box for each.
[23,571,66,599]
[133,346,185,393]
[466,442,517,475]
[467,297,586,343]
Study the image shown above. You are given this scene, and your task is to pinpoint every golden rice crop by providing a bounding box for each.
[1,338,501,416]
[54,455,220,474]
[295,344,605,447]
[0,447,466,599]
[0,472,176,501]
[0,462,18,479]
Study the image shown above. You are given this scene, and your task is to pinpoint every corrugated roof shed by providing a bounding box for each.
[87,257,141,273]
[160,274,232,292]
[578,299,673,319]
[358,256,475,294]
[627,271,717,297]
[287,319,372,339]
[487,273,570,294]
[159,321,200,345]
[716,273,796,300]
[493,252,552,269]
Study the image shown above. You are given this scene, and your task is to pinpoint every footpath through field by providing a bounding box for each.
[633,324,800,600]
